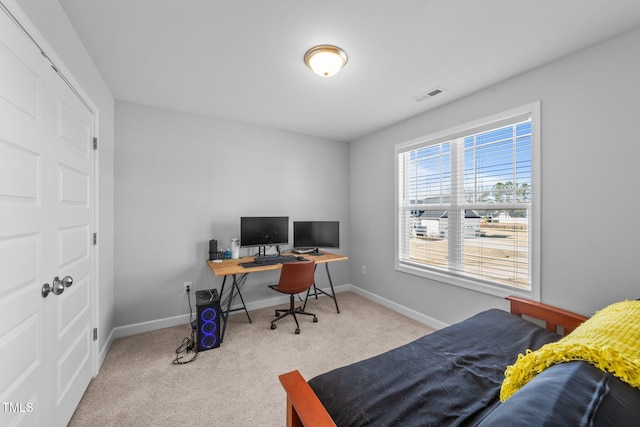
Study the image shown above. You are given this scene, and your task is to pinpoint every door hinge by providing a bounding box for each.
[93,328,98,341]
[93,233,98,245]
[93,137,98,150]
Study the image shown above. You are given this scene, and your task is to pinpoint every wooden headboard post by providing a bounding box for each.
[506,296,588,336]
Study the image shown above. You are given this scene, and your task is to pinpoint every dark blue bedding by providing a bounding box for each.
[308,309,559,426]
[308,308,640,426]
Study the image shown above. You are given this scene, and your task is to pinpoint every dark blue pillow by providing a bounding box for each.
[477,361,640,427]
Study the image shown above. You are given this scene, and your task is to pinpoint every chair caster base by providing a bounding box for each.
[295,328,300,334]
[313,317,318,323]
[270,324,277,330]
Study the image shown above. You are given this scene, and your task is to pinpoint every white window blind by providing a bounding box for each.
[396,103,539,296]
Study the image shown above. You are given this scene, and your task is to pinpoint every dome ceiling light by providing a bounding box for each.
[304,45,348,77]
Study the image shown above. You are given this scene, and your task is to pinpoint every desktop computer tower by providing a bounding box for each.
[195,289,221,351]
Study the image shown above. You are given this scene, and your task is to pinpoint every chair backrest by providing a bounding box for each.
[276,260,316,295]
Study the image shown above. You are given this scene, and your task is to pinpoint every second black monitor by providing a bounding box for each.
[293,221,339,252]
[240,216,289,248]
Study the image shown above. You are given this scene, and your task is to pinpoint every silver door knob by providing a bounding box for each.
[41,283,52,298]
[41,276,74,298]
[52,276,65,296]
[62,276,73,288]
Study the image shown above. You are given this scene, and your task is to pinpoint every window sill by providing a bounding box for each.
[395,260,537,301]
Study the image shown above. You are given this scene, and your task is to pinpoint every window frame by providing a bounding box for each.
[394,102,541,300]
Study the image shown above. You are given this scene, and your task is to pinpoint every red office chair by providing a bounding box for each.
[268,260,317,334]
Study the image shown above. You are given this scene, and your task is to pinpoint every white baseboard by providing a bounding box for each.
[347,285,449,330]
[110,283,445,339]
[112,284,352,339]
[92,327,115,377]
[98,328,114,368]
[113,312,192,339]
[244,284,449,330]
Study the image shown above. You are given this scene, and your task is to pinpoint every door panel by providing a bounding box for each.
[0,140,39,201]
[50,60,94,425]
[59,165,89,206]
[0,9,51,426]
[0,316,42,426]
[0,5,94,426]
[59,225,90,267]
[58,101,91,158]
[55,325,91,404]
[0,37,39,126]
[59,275,89,329]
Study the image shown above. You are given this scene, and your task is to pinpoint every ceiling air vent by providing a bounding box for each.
[412,87,445,103]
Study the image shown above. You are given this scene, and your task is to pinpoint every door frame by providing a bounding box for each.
[1,0,100,376]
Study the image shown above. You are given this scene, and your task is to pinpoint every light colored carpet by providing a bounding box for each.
[69,291,434,426]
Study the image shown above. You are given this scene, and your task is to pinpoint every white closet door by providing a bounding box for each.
[0,7,95,426]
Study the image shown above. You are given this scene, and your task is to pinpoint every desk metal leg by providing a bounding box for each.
[303,265,319,309]
[325,263,340,313]
[220,276,231,343]
[219,273,252,343]
[303,263,340,313]
[234,274,252,323]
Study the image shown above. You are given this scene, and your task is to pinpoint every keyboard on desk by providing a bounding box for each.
[253,254,297,265]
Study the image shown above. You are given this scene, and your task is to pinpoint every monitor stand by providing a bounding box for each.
[257,246,283,256]
[293,247,321,255]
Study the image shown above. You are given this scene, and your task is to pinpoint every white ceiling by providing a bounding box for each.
[59,0,640,142]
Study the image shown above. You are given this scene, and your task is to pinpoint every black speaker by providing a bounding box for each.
[208,239,218,260]
[195,289,221,351]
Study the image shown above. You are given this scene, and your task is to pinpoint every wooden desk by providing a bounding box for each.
[206,251,348,342]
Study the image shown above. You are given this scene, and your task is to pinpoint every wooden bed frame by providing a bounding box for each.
[278,296,589,427]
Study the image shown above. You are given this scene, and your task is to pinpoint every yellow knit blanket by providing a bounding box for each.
[500,300,640,401]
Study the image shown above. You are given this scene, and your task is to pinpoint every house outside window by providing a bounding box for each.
[395,103,540,299]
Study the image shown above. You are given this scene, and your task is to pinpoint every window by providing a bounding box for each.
[395,103,540,299]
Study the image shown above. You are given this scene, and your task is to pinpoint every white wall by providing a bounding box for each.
[349,27,640,325]
[13,0,116,362]
[114,101,349,328]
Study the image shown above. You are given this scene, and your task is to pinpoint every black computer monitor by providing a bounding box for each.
[293,221,339,253]
[240,217,289,250]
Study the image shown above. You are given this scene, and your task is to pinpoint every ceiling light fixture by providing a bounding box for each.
[304,45,348,77]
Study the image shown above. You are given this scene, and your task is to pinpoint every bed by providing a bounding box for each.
[279,296,640,426]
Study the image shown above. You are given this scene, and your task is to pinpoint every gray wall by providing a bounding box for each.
[349,27,640,325]
[14,0,116,361]
[20,0,639,339]
[114,102,349,327]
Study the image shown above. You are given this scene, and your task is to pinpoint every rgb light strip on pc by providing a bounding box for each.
[199,307,218,349]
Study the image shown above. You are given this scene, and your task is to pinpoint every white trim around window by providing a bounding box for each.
[394,102,541,301]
